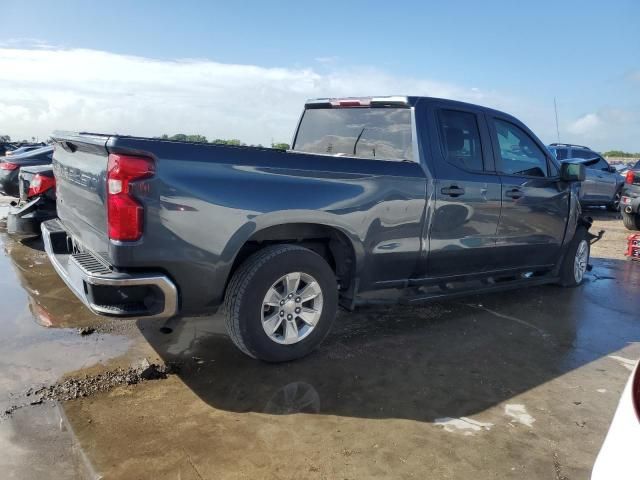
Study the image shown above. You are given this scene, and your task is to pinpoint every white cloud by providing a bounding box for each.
[627,70,640,82]
[0,47,513,144]
[567,112,602,136]
[564,108,639,150]
[0,46,636,151]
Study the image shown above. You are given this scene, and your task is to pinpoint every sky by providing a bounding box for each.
[0,0,638,151]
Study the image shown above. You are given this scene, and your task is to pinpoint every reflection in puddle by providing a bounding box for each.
[263,382,321,415]
[0,231,132,412]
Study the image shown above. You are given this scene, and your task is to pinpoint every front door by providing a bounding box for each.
[592,157,618,200]
[488,116,569,269]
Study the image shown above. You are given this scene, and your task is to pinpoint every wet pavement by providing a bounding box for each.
[0,196,639,479]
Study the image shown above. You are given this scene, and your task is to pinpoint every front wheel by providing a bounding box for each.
[558,227,590,287]
[223,244,338,362]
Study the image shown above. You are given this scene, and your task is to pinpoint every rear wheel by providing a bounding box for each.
[223,244,338,362]
[558,227,590,287]
[622,211,640,231]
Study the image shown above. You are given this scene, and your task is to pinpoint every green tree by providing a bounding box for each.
[603,150,640,158]
[271,142,290,150]
[0,135,10,142]
[159,134,209,143]
[212,139,244,146]
[185,134,208,143]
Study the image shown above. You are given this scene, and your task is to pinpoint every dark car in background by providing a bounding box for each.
[4,143,47,157]
[0,146,54,197]
[0,142,46,157]
[7,164,57,237]
[548,143,624,211]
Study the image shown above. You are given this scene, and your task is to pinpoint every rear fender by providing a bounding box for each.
[220,210,365,294]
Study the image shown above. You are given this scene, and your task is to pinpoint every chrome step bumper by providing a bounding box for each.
[41,219,178,319]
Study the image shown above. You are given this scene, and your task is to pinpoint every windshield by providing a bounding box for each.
[293,107,413,161]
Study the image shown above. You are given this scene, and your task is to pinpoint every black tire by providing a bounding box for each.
[622,211,640,231]
[606,189,622,212]
[223,244,338,362]
[558,226,590,287]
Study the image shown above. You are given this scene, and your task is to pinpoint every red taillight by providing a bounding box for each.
[27,174,55,197]
[0,161,18,170]
[633,365,640,422]
[106,153,154,241]
[626,170,635,184]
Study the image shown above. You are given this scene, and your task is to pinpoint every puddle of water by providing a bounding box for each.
[0,230,132,412]
[0,403,95,479]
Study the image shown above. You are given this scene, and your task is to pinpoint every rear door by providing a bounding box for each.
[422,102,503,277]
[488,116,569,269]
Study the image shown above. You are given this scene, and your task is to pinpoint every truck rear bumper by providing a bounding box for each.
[42,219,178,319]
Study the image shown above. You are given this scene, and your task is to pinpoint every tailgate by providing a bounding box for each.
[51,133,111,253]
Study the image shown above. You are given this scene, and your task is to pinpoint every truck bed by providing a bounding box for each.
[50,130,427,314]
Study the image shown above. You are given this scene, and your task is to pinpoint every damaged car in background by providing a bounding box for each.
[0,145,53,197]
[43,96,601,362]
[7,164,57,237]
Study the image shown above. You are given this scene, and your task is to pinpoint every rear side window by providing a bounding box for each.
[293,108,413,161]
[493,119,548,177]
[438,110,484,171]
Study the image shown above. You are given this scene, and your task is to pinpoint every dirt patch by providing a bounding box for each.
[3,359,179,418]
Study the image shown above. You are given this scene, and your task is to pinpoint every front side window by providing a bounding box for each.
[438,110,484,171]
[582,157,609,171]
[493,119,548,177]
[293,107,413,161]
[595,158,610,171]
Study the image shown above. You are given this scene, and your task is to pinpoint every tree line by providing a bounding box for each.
[0,134,290,150]
[158,134,290,150]
[602,150,640,158]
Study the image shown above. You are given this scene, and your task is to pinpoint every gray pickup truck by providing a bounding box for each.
[43,96,592,362]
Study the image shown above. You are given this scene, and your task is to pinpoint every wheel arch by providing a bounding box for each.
[224,215,364,306]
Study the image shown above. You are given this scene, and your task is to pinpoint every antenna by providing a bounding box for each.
[554,97,560,142]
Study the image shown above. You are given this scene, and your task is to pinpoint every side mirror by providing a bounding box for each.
[608,165,617,173]
[560,162,585,182]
